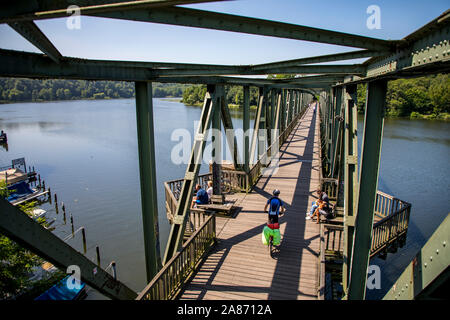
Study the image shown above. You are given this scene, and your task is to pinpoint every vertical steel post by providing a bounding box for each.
[135,81,161,282]
[163,85,215,264]
[280,89,286,132]
[342,84,359,295]
[243,85,250,173]
[331,87,343,177]
[271,89,276,129]
[348,80,387,299]
[212,85,223,196]
[258,87,267,161]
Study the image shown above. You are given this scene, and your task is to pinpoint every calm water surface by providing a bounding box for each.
[0,99,448,299]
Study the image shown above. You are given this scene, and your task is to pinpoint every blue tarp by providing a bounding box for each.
[6,181,34,201]
[35,276,86,300]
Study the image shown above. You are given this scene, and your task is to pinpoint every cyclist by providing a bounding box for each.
[264,189,285,223]
[262,189,286,248]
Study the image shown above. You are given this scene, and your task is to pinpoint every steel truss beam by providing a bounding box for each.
[89,7,394,51]
[135,81,162,282]
[251,50,389,71]
[0,1,224,22]
[162,85,215,265]
[220,89,242,171]
[342,84,359,295]
[0,198,137,300]
[383,214,450,300]
[7,21,62,63]
[0,49,338,91]
[348,79,387,300]
[342,10,450,84]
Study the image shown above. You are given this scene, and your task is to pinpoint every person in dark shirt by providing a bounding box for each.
[306,188,330,220]
[191,184,209,207]
[264,189,286,224]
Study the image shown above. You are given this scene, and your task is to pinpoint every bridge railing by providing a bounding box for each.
[165,170,247,222]
[318,191,411,259]
[165,104,308,221]
[136,213,216,300]
[371,196,411,257]
[248,106,306,189]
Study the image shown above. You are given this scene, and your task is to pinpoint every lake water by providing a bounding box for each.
[0,98,448,299]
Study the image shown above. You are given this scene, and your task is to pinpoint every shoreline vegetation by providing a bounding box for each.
[0,74,448,120]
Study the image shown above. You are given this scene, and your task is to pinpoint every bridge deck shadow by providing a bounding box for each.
[180,105,321,300]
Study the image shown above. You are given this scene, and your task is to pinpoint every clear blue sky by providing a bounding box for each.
[0,0,448,65]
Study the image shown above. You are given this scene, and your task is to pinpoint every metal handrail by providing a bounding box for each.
[136,213,216,300]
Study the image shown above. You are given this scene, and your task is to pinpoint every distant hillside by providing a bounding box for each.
[0,78,189,103]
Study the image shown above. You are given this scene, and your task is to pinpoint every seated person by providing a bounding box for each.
[206,180,213,203]
[311,199,329,224]
[191,184,209,208]
[306,188,330,220]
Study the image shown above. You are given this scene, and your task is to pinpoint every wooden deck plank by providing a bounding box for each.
[180,105,321,300]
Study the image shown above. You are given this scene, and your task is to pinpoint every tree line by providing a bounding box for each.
[356,73,449,119]
[181,85,261,108]
[0,78,188,103]
[1,74,448,119]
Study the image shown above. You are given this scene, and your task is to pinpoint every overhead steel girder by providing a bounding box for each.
[162,85,215,265]
[0,0,224,23]
[341,10,450,84]
[251,50,390,71]
[150,65,366,76]
[7,20,62,63]
[1,2,394,51]
[90,7,394,51]
[0,48,151,81]
[0,49,352,89]
[0,198,137,300]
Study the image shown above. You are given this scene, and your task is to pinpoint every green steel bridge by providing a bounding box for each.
[0,1,449,300]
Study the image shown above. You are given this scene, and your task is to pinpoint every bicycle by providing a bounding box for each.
[265,212,284,258]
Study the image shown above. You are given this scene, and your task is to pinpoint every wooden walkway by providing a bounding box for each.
[180,104,321,300]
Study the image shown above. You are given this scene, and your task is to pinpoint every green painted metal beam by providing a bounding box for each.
[135,81,162,282]
[0,0,226,23]
[220,88,242,171]
[0,49,334,90]
[383,214,449,300]
[243,85,250,173]
[342,84,359,295]
[249,89,263,166]
[341,10,450,84]
[162,85,215,265]
[151,64,366,76]
[7,20,62,63]
[0,197,137,300]
[348,79,387,300]
[252,50,389,71]
[212,85,223,196]
[91,6,394,51]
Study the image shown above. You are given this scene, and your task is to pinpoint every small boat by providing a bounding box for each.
[31,208,46,220]
[34,275,86,300]
[0,131,6,143]
[6,181,49,205]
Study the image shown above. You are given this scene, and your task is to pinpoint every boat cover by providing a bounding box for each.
[6,181,34,201]
[35,276,86,300]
